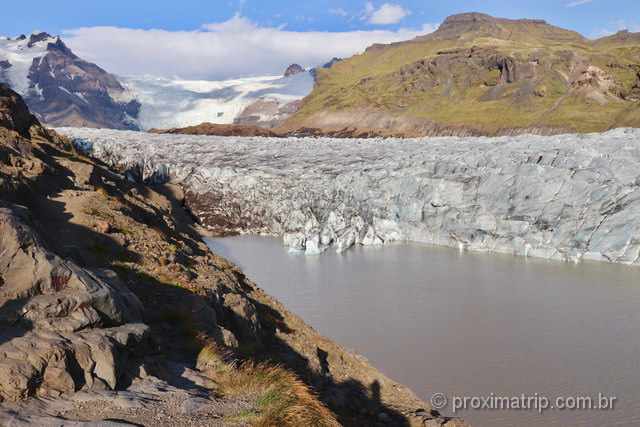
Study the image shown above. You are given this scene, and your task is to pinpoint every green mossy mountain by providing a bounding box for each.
[288,12,640,136]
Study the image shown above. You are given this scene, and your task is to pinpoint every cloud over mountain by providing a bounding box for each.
[63,14,436,80]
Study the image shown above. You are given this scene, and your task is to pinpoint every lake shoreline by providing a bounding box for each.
[206,234,640,426]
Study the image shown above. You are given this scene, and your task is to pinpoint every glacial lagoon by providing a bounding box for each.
[206,235,640,427]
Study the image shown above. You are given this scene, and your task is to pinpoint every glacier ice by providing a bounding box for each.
[56,127,640,266]
[118,72,314,130]
[0,34,50,95]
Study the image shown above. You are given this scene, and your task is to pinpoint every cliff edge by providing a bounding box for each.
[0,85,467,426]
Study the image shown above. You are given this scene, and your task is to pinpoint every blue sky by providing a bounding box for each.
[4,0,637,37]
[4,1,637,80]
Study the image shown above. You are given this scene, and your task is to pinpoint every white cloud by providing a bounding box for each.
[566,0,595,7]
[365,2,376,14]
[328,8,349,17]
[592,27,615,38]
[62,15,437,80]
[369,3,411,25]
[591,18,639,39]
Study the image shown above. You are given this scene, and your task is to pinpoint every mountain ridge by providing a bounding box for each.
[0,32,315,131]
[287,12,640,136]
[0,32,140,129]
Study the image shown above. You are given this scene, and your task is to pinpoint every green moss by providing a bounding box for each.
[82,208,105,218]
[116,227,132,235]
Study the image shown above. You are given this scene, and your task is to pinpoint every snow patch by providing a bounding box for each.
[0,36,47,94]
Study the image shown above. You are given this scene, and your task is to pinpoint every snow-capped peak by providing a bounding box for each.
[1,32,138,130]
[27,31,56,48]
[0,33,49,94]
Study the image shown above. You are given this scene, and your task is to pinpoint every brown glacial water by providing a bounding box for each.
[205,236,640,426]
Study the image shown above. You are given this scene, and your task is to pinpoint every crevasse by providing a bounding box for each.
[57,127,640,266]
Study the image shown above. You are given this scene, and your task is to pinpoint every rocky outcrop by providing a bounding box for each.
[0,32,139,130]
[0,85,40,136]
[150,118,424,138]
[0,323,150,401]
[26,31,51,48]
[234,97,303,128]
[284,63,304,77]
[0,202,143,332]
[0,87,149,402]
[150,122,283,137]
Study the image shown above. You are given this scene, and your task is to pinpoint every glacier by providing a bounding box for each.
[57,127,640,266]
[0,34,50,96]
[1,31,314,131]
[119,72,314,130]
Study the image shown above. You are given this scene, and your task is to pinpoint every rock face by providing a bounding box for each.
[0,205,148,401]
[0,202,143,332]
[0,85,40,136]
[61,127,640,265]
[290,12,640,135]
[283,63,304,77]
[234,97,303,128]
[0,32,139,129]
[0,86,148,401]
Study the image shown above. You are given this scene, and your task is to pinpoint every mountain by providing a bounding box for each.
[287,13,640,136]
[0,32,315,131]
[283,63,305,77]
[0,32,140,129]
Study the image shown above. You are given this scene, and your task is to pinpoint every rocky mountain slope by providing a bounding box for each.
[288,12,640,136]
[0,85,466,425]
[1,31,315,131]
[149,121,421,138]
[0,32,139,130]
[60,126,640,266]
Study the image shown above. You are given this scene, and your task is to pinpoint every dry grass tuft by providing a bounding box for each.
[206,358,339,427]
[160,301,338,426]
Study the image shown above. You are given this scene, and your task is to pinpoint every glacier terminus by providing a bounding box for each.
[59,127,640,266]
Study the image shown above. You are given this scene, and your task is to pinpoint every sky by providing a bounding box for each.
[2,1,638,80]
